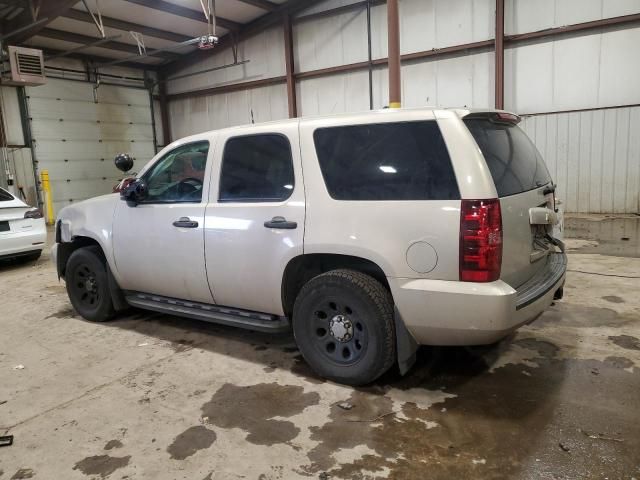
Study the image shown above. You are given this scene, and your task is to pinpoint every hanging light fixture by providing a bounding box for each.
[198,0,219,50]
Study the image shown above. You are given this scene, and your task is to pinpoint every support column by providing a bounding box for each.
[495,0,505,109]
[387,0,401,108]
[158,71,172,147]
[284,13,297,118]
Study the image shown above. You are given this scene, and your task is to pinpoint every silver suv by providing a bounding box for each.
[53,108,566,385]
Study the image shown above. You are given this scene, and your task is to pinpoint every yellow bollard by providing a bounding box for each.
[40,170,54,225]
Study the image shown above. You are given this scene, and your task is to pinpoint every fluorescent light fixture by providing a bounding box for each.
[379,166,397,173]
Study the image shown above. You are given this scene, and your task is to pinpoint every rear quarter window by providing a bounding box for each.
[313,121,460,201]
[464,118,552,197]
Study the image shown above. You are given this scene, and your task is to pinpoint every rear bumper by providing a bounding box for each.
[0,224,47,259]
[389,252,567,346]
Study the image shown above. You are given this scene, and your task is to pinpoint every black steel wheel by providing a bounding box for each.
[293,269,395,386]
[308,299,368,366]
[65,246,115,322]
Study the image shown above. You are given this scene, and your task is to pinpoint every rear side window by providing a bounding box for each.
[313,121,460,201]
[464,118,552,197]
[219,134,294,203]
[0,188,14,201]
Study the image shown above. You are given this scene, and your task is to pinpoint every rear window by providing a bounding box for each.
[0,188,14,201]
[313,121,460,201]
[464,118,551,197]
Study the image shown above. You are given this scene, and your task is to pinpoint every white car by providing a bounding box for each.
[52,108,566,385]
[0,187,46,262]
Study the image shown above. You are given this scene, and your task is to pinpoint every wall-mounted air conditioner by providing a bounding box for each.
[2,46,46,86]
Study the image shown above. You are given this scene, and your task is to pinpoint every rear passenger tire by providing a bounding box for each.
[65,246,115,322]
[292,269,395,386]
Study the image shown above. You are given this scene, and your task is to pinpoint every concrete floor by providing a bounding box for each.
[1,216,639,480]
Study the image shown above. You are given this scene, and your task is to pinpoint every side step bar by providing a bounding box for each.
[125,292,291,333]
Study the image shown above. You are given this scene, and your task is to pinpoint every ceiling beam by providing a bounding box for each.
[236,0,278,12]
[63,8,192,43]
[122,0,241,31]
[37,27,180,59]
[162,0,325,76]
[40,47,156,70]
[4,0,80,43]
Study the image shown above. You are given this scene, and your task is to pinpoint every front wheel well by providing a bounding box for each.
[281,254,390,318]
[57,236,103,278]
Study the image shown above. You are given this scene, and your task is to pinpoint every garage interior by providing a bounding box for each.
[1,0,639,479]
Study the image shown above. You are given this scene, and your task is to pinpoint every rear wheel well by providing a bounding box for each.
[57,236,103,278]
[281,254,390,318]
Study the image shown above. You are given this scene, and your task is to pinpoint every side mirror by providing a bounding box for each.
[120,178,148,205]
[114,153,134,173]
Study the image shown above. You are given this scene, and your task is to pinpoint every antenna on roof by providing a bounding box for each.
[250,109,255,124]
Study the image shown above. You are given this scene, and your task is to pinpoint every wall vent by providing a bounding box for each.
[4,46,46,86]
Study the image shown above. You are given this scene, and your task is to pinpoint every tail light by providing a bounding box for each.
[24,209,43,219]
[459,199,502,282]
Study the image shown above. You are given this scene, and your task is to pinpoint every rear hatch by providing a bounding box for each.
[463,113,557,288]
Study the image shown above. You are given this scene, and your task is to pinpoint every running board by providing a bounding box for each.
[125,292,290,333]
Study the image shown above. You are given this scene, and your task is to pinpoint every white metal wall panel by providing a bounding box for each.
[294,8,368,72]
[153,99,164,147]
[0,86,24,145]
[297,70,370,116]
[167,26,286,95]
[26,78,155,215]
[370,0,493,59]
[505,26,640,113]
[401,51,494,109]
[506,0,640,34]
[521,106,640,214]
[296,0,362,17]
[168,84,288,139]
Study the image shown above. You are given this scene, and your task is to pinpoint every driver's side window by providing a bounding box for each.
[142,141,209,203]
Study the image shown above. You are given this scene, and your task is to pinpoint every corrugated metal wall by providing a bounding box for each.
[166,0,640,213]
[521,106,640,214]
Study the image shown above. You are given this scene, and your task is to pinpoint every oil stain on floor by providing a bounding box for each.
[72,455,131,478]
[609,335,640,351]
[301,339,640,480]
[167,425,217,460]
[201,383,320,446]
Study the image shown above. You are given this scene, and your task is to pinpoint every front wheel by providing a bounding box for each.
[65,246,115,322]
[292,269,395,386]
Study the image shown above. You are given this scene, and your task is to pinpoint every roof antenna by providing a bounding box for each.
[250,108,254,124]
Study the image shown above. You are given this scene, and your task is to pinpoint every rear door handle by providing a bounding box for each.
[173,217,199,228]
[264,216,297,229]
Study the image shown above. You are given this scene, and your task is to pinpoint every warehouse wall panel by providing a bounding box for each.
[369,0,493,59]
[505,26,640,113]
[506,0,640,34]
[167,26,286,95]
[0,87,24,146]
[401,51,494,109]
[294,8,368,72]
[168,84,288,139]
[521,106,640,214]
[297,71,369,116]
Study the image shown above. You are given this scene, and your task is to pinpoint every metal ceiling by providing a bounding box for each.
[0,0,291,70]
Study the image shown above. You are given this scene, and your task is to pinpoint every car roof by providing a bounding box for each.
[171,106,512,147]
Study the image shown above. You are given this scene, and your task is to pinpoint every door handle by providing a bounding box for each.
[173,217,199,228]
[264,216,297,229]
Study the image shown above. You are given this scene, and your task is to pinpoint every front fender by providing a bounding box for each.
[56,194,119,271]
